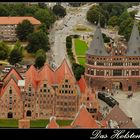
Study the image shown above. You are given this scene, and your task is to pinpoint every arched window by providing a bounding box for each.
[26,110,31,117]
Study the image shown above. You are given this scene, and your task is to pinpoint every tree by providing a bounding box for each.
[35,9,56,28]
[53,5,66,17]
[39,23,48,34]
[16,19,34,41]
[108,16,119,27]
[0,42,9,60]
[118,17,133,38]
[8,41,23,65]
[102,33,111,43]
[118,11,131,23]
[129,10,138,19]
[86,6,106,28]
[72,63,85,81]
[35,49,46,69]
[66,36,72,49]
[27,31,49,53]
[38,2,46,9]
[0,5,9,16]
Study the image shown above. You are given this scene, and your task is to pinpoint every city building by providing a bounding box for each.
[0,17,41,41]
[85,21,140,92]
[0,59,99,120]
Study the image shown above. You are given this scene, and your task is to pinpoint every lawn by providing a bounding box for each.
[74,39,88,56]
[73,25,92,32]
[77,57,86,66]
[0,119,18,128]
[0,119,73,128]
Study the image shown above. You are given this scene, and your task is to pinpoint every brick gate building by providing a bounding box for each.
[85,21,140,92]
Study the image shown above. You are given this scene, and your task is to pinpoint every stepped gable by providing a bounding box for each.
[25,65,38,90]
[127,21,140,56]
[71,104,99,128]
[86,22,109,56]
[55,59,75,83]
[0,79,20,97]
[38,63,55,85]
[46,116,59,128]
[105,105,136,128]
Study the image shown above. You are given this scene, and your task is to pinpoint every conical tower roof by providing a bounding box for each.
[127,21,140,56]
[86,22,109,56]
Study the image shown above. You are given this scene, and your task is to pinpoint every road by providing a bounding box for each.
[48,3,96,68]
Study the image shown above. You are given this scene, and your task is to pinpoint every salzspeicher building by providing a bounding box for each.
[85,21,140,92]
[0,59,99,119]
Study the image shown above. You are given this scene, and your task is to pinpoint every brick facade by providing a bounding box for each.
[85,22,140,92]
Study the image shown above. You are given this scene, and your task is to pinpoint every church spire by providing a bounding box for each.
[127,21,140,56]
[86,20,109,56]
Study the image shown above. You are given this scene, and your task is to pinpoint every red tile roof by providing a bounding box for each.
[25,65,38,90]
[78,76,87,94]
[47,117,59,128]
[55,59,75,83]
[3,68,23,83]
[71,104,99,128]
[38,64,55,85]
[0,78,21,98]
[0,17,41,25]
[105,105,136,128]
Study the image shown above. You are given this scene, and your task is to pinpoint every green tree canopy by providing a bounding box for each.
[16,19,34,41]
[108,16,119,27]
[0,42,9,60]
[86,6,106,28]
[0,5,9,16]
[8,41,23,65]
[27,31,49,53]
[52,5,66,17]
[72,63,85,81]
[35,9,56,28]
[39,23,48,34]
[35,49,46,69]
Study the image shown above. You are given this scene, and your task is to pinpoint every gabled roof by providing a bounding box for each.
[38,64,55,85]
[25,65,38,90]
[71,104,99,128]
[0,17,41,25]
[78,76,87,94]
[127,21,140,56]
[3,68,23,83]
[55,59,75,83]
[105,105,136,128]
[86,22,109,56]
[0,78,21,98]
[46,116,59,128]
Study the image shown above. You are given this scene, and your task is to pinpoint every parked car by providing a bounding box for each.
[105,96,119,107]
[98,92,109,102]
[98,92,119,108]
